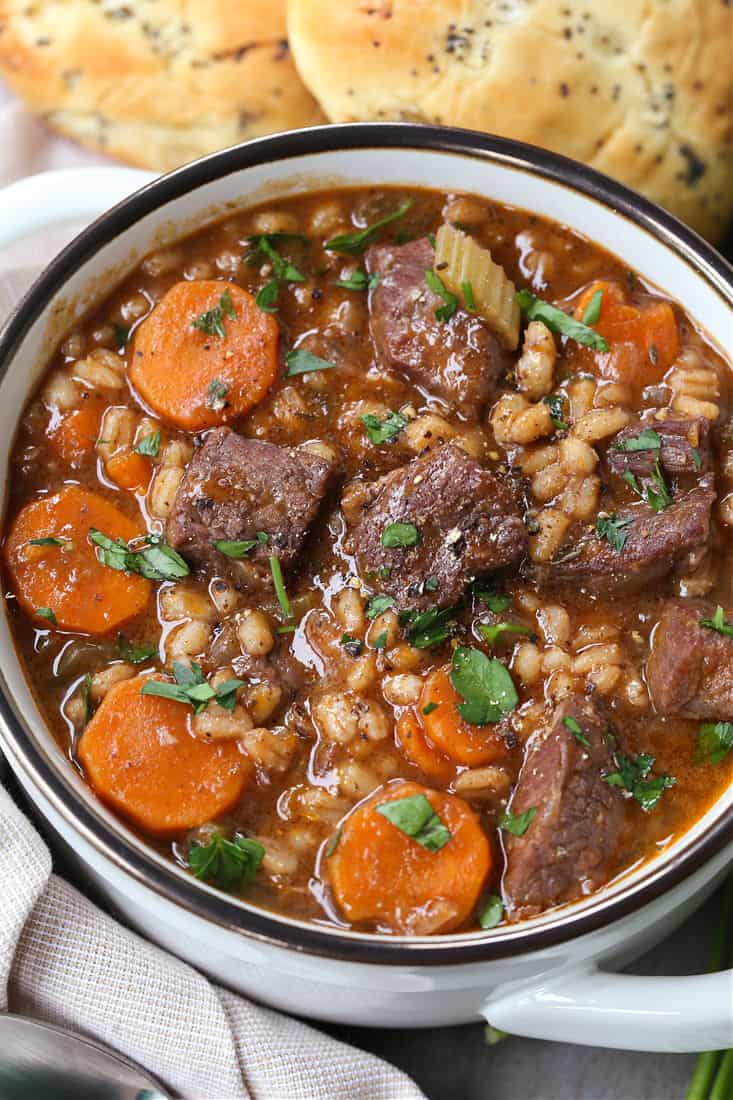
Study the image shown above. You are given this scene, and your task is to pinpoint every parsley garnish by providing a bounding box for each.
[461,279,476,311]
[372,630,388,650]
[141,662,244,716]
[695,722,733,766]
[425,269,458,322]
[361,410,407,444]
[691,447,702,470]
[285,348,336,376]
[562,715,591,748]
[269,555,292,621]
[382,521,421,548]
[613,428,662,453]
[249,234,306,312]
[325,827,342,858]
[335,270,380,291]
[188,832,264,891]
[81,672,94,725]
[214,539,258,559]
[376,793,451,852]
[366,594,395,619]
[324,199,413,255]
[699,605,733,638]
[340,633,363,658]
[476,590,511,614]
[400,606,457,649]
[255,280,281,312]
[133,430,161,457]
[581,288,604,325]
[114,324,130,351]
[477,622,531,646]
[543,393,568,431]
[604,751,675,811]
[116,634,157,664]
[28,536,73,551]
[623,462,672,512]
[36,607,57,625]
[516,289,609,352]
[89,529,189,582]
[207,378,228,412]
[478,894,504,929]
[192,288,236,339]
[422,702,439,716]
[450,646,518,726]
[499,806,536,836]
[596,512,634,552]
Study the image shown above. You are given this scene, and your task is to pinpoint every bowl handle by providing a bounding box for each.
[0,167,155,248]
[483,965,733,1051]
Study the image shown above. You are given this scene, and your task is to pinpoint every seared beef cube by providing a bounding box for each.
[646,598,733,718]
[607,417,711,479]
[503,695,624,918]
[365,238,506,415]
[533,476,716,594]
[343,441,526,611]
[167,428,333,582]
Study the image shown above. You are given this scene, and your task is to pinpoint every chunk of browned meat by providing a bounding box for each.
[365,238,506,415]
[502,695,624,919]
[343,441,526,611]
[532,476,715,594]
[606,417,711,479]
[167,427,333,583]
[208,618,304,715]
[646,598,733,718]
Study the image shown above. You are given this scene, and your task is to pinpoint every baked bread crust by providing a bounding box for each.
[288,0,732,241]
[0,0,326,171]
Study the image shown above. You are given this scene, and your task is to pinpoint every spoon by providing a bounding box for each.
[0,1014,173,1099]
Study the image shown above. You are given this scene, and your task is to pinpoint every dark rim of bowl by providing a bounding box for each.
[0,122,732,966]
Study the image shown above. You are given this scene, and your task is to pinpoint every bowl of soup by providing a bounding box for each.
[0,124,731,1049]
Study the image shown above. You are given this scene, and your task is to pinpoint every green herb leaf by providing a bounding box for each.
[324,199,413,255]
[477,622,531,646]
[604,751,675,811]
[269,555,292,620]
[376,793,451,852]
[422,702,438,716]
[188,832,265,891]
[36,607,57,625]
[499,806,537,837]
[81,671,94,725]
[381,521,421,548]
[425,268,458,322]
[366,594,395,619]
[214,539,258,559]
[461,279,476,311]
[285,348,336,376]
[450,646,518,726]
[248,235,306,282]
[133,430,161,458]
[372,630,388,650]
[695,721,733,766]
[476,590,511,614]
[360,410,407,445]
[543,393,569,431]
[141,662,217,715]
[214,678,245,712]
[613,428,662,453]
[691,447,702,470]
[699,605,733,638]
[623,462,672,513]
[255,278,281,313]
[192,287,236,339]
[582,288,604,325]
[340,633,363,658]
[596,512,634,553]
[116,634,157,664]
[28,536,73,551]
[516,289,609,352]
[478,893,504,930]
[207,378,229,412]
[90,529,189,582]
[562,715,591,748]
[335,269,380,291]
[325,827,342,858]
[401,606,457,649]
[114,324,130,351]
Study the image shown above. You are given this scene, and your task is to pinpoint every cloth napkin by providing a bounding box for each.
[0,90,427,1100]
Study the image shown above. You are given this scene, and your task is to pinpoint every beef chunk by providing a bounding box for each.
[503,695,624,918]
[646,598,733,718]
[365,238,506,415]
[343,441,526,611]
[532,476,716,594]
[167,428,333,582]
[607,417,711,479]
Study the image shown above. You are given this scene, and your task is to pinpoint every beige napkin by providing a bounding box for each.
[0,89,427,1100]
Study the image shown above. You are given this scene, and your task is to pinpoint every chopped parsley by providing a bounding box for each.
[499,806,537,837]
[36,607,57,625]
[477,621,532,646]
[188,832,264,891]
[89,529,189,582]
[325,827,342,858]
[285,348,336,376]
[604,751,675,812]
[516,289,609,352]
[562,715,591,748]
[81,671,94,725]
[214,539,258,559]
[116,634,157,664]
[613,428,662,453]
[699,605,733,638]
[476,590,511,614]
[400,606,457,649]
[269,555,292,620]
[249,234,306,312]
[335,270,380,291]
[207,378,228,412]
[461,279,476,311]
[695,722,733,767]
[450,646,518,726]
[376,793,451,852]
[478,894,504,930]
[543,393,569,431]
[371,630,388,650]
[324,199,413,255]
[141,662,244,716]
[366,594,395,619]
[28,536,73,551]
[114,324,130,351]
[360,409,407,444]
[133,430,161,458]
[422,702,439,716]
[425,269,458,322]
[255,279,281,313]
[192,288,236,339]
[623,462,672,512]
[381,521,421,548]
[691,447,702,470]
[596,513,634,553]
[581,288,604,325]
[340,633,363,658]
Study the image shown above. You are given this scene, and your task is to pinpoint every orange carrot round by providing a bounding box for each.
[396,710,456,784]
[129,280,279,431]
[418,666,512,767]
[328,780,491,933]
[48,394,107,468]
[105,450,152,492]
[78,675,252,836]
[3,485,151,633]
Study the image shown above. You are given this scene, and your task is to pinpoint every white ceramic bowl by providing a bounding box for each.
[0,124,732,1051]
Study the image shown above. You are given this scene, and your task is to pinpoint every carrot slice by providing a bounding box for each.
[573,280,679,386]
[106,450,152,492]
[419,666,512,767]
[48,394,107,468]
[3,485,151,633]
[328,779,491,933]
[129,280,279,431]
[396,710,456,784]
[78,675,252,836]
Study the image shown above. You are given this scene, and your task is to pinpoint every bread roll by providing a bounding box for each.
[288,0,732,241]
[0,0,326,171]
